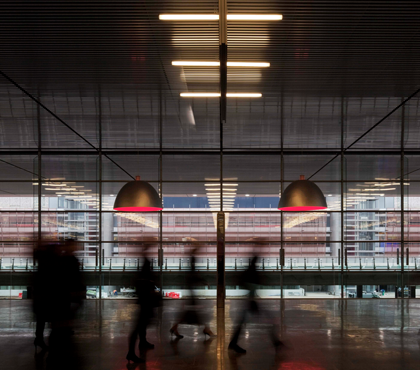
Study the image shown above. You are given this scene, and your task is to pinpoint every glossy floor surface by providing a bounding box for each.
[1,299,420,370]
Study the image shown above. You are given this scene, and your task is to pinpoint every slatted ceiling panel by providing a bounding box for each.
[223,155,281,181]
[42,155,99,181]
[162,154,220,181]
[284,155,341,181]
[403,98,420,149]
[0,85,38,149]
[227,1,420,97]
[102,155,159,181]
[345,97,403,149]
[0,1,419,153]
[163,96,220,149]
[344,155,401,181]
[0,155,38,180]
[0,0,219,86]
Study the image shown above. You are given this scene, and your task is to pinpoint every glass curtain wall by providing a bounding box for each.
[0,90,418,300]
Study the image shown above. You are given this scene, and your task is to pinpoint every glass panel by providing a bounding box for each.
[224,155,280,181]
[282,243,341,270]
[41,182,98,210]
[225,97,281,149]
[41,212,98,242]
[0,213,37,241]
[105,212,159,242]
[226,212,281,242]
[345,182,400,211]
[345,97,402,149]
[101,92,159,149]
[163,96,219,149]
[226,242,281,271]
[163,155,219,181]
[0,88,37,148]
[345,212,401,242]
[344,242,401,270]
[405,182,420,210]
[42,154,99,181]
[0,182,36,210]
[344,155,400,181]
[162,182,211,210]
[102,154,159,181]
[283,97,341,149]
[284,155,340,181]
[162,212,215,242]
[283,212,328,242]
[0,155,38,180]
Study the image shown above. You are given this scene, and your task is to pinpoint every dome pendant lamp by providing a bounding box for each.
[278,175,327,211]
[113,176,163,211]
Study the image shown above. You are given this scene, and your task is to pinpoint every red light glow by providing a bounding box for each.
[278,206,327,211]
[114,207,162,211]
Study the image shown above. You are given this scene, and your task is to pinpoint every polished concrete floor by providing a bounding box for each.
[1,299,420,370]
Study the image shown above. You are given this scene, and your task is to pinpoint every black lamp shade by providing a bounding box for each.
[278,179,327,211]
[113,181,162,211]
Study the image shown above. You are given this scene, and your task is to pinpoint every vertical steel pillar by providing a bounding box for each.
[401,97,405,299]
[217,2,227,369]
[37,93,41,247]
[98,87,102,301]
[159,88,163,294]
[217,0,227,311]
[340,96,345,299]
[280,92,284,299]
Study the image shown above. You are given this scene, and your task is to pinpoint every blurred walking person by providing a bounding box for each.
[169,244,216,339]
[37,239,84,369]
[126,243,161,363]
[33,238,54,352]
[228,254,282,354]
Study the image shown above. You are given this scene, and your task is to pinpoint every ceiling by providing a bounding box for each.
[0,1,419,185]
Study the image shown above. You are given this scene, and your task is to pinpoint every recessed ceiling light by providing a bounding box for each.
[227,93,262,98]
[228,14,282,21]
[328,194,332,197]
[110,194,114,197]
[159,14,282,21]
[181,93,221,98]
[245,194,250,197]
[173,61,219,66]
[172,61,270,67]
[180,92,262,98]
[159,14,219,20]
[193,194,197,197]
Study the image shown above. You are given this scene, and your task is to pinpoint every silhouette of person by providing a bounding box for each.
[126,243,161,363]
[33,239,55,351]
[169,246,216,339]
[38,239,84,369]
[228,255,282,354]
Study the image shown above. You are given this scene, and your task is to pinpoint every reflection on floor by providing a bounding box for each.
[1,299,420,369]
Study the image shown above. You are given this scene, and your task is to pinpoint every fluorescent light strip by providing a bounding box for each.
[181,93,220,97]
[173,61,270,67]
[228,14,282,20]
[160,14,219,20]
[207,195,236,198]
[227,93,262,97]
[205,184,238,186]
[362,188,395,191]
[159,14,282,21]
[356,193,384,196]
[206,188,236,192]
[180,93,262,98]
